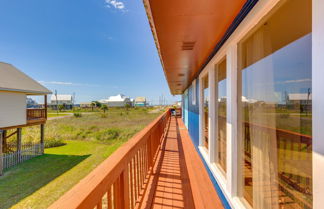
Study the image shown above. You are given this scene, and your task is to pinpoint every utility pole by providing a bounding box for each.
[55,90,59,116]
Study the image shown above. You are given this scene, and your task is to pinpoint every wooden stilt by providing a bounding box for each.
[0,130,3,176]
[41,124,45,154]
[17,128,22,161]
[2,130,6,153]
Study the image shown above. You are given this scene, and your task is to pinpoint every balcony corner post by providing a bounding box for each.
[0,130,3,176]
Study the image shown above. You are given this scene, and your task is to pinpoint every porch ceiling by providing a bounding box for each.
[145,0,248,95]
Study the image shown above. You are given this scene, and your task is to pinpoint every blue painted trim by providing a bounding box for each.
[194,147,232,209]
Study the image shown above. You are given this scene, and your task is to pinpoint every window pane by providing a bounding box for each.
[217,59,227,173]
[203,75,209,149]
[239,0,312,208]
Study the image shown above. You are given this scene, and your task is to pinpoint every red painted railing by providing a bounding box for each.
[49,110,171,209]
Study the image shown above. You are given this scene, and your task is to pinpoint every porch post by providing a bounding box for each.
[44,95,48,119]
[0,130,3,176]
[17,128,22,162]
[2,130,7,153]
[40,124,45,154]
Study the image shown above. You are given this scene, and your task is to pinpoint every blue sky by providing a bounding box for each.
[0,0,179,104]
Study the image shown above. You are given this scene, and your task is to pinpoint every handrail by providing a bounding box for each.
[49,109,171,209]
[27,108,47,121]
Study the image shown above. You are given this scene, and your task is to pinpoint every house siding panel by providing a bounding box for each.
[188,80,200,147]
[0,92,26,128]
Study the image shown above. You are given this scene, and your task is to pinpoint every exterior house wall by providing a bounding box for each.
[180,0,320,208]
[0,92,26,128]
[107,101,130,107]
[187,80,200,147]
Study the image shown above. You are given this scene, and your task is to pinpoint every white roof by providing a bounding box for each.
[108,94,129,102]
[288,93,312,100]
[0,62,51,95]
[135,97,146,102]
[50,94,73,101]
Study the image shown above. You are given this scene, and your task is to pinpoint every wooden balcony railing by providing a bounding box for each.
[49,109,171,209]
[27,108,47,122]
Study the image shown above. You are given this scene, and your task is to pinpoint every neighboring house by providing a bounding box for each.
[288,93,312,105]
[50,94,73,110]
[0,62,51,175]
[106,94,132,107]
[26,97,38,108]
[134,97,147,107]
[80,102,92,108]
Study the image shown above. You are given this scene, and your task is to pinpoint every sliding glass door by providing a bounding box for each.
[238,0,312,208]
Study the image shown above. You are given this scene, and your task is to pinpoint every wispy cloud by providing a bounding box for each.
[38,81,100,87]
[105,0,127,12]
[276,78,311,84]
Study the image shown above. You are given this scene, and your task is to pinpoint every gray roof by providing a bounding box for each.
[0,62,51,95]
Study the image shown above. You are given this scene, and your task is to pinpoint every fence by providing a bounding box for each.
[49,109,171,209]
[3,142,43,171]
[27,108,47,121]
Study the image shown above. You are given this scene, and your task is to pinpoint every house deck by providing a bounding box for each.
[140,116,224,209]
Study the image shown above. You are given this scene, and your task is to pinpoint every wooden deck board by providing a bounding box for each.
[140,116,224,209]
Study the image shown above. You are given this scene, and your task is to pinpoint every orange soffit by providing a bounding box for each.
[144,0,250,95]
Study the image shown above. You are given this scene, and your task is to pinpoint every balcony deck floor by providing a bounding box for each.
[140,116,224,209]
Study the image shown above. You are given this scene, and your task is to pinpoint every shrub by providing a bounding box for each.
[74,112,82,118]
[45,137,66,148]
[100,113,108,118]
[96,128,121,141]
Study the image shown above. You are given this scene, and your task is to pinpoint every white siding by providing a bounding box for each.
[0,92,26,128]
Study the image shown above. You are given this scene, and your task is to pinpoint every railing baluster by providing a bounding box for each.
[129,159,134,208]
[121,167,130,209]
[107,186,112,209]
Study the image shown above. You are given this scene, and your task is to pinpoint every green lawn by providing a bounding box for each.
[1,108,163,209]
[0,141,121,209]
[47,113,70,118]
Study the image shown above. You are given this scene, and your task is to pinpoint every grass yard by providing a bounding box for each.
[0,108,163,209]
[47,113,70,118]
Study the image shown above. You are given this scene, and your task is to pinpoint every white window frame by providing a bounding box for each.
[192,79,197,105]
[313,0,324,208]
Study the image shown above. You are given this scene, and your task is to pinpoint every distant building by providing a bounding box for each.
[80,102,92,108]
[106,94,132,107]
[134,97,147,107]
[288,93,312,105]
[50,94,73,110]
[26,98,38,108]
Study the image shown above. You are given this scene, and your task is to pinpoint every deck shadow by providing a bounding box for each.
[0,153,89,209]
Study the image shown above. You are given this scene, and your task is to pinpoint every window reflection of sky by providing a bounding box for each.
[242,33,311,104]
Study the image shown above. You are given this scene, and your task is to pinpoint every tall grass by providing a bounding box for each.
[7,108,163,148]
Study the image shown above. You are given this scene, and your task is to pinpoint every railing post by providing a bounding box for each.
[40,124,45,154]
[0,130,3,176]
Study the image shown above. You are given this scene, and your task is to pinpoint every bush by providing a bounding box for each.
[100,113,108,118]
[74,112,82,118]
[280,113,290,119]
[44,137,66,148]
[96,128,121,141]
